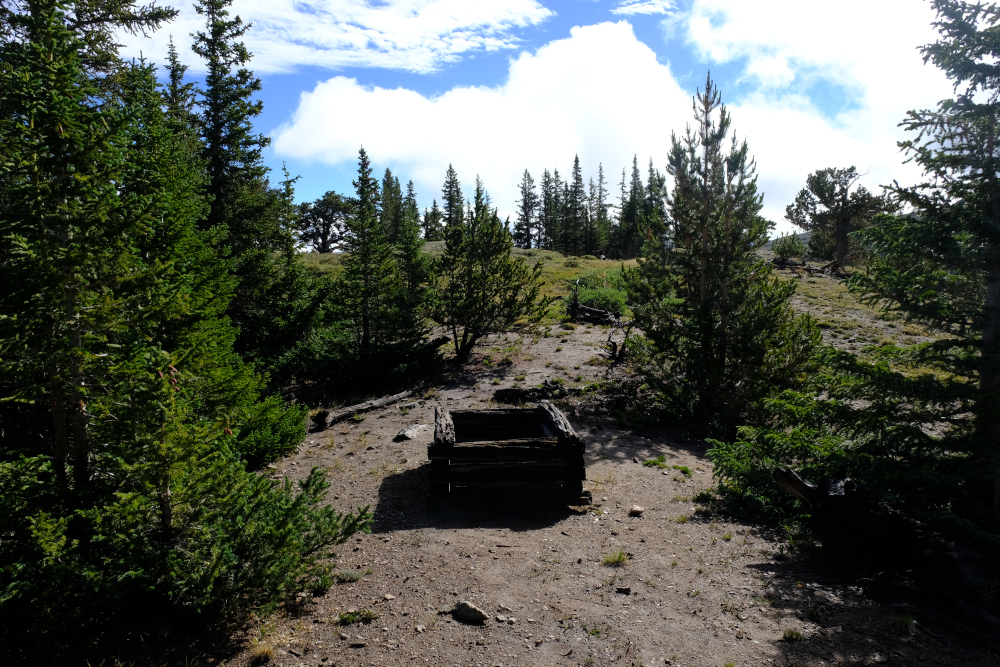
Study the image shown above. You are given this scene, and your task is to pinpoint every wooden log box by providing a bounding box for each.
[429,402,585,502]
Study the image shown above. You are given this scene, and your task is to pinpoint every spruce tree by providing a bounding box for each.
[338,148,427,383]
[538,168,556,250]
[628,75,819,435]
[423,199,444,241]
[565,154,586,255]
[380,168,404,243]
[441,163,463,229]
[0,10,368,651]
[514,169,538,249]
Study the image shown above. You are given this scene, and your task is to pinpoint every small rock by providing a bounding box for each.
[398,402,419,411]
[632,457,640,463]
[288,648,302,657]
[616,586,631,595]
[527,618,536,623]
[414,625,425,633]
[339,632,349,640]
[394,424,429,441]
[629,505,644,517]
[496,614,507,622]
[451,600,490,624]
[508,617,517,624]
[349,641,367,648]
[662,470,669,475]
[384,594,395,600]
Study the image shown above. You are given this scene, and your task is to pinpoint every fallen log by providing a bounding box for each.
[321,390,413,429]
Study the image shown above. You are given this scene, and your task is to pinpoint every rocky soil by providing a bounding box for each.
[223,320,996,667]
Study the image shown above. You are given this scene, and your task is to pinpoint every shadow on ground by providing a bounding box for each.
[371,465,586,533]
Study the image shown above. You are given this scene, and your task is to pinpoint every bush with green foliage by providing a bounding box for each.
[771,233,807,262]
[432,177,554,359]
[568,268,629,316]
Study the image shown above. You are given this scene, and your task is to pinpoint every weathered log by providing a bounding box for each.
[538,400,578,441]
[441,461,571,485]
[323,390,412,428]
[493,380,568,404]
[433,405,456,446]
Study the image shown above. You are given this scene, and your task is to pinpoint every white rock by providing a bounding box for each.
[394,424,429,441]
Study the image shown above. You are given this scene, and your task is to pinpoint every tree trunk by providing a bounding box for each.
[835,217,850,264]
[979,258,1000,515]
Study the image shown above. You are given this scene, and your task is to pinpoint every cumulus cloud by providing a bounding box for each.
[273,5,956,233]
[676,0,954,227]
[118,0,553,74]
[273,21,691,223]
[612,0,674,16]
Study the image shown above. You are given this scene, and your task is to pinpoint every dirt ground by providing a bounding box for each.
[225,321,996,667]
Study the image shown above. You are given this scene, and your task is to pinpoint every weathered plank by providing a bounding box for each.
[434,405,456,446]
[324,390,412,428]
[450,410,544,442]
[538,401,577,441]
[428,443,575,463]
[444,461,569,485]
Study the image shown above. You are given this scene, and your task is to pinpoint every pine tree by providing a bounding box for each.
[785,167,892,261]
[165,35,196,125]
[423,199,444,241]
[565,154,586,255]
[538,168,555,250]
[433,177,553,359]
[852,0,1000,516]
[339,148,426,382]
[380,168,404,243]
[0,9,368,650]
[441,163,463,229]
[628,75,819,436]
[513,169,538,249]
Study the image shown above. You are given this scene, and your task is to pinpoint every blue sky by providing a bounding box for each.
[122,0,952,235]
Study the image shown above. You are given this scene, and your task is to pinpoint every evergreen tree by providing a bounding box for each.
[338,148,427,383]
[423,199,444,241]
[380,168,404,243]
[785,167,892,261]
[298,190,353,253]
[538,168,556,250]
[565,154,586,255]
[404,179,420,228]
[628,75,819,436]
[165,35,196,125]
[645,157,667,228]
[433,177,553,359]
[0,8,368,652]
[514,169,538,249]
[441,163,463,229]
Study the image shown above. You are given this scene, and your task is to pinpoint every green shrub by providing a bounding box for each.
[567,268,629,316]
[771,233,806,261]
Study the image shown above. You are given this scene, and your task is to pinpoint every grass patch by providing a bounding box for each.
[338,608,379,625]
[672,464,692,477]
[335,569,364,583]
[782,629,804,642]
[643,454,668,468]
[601,550,628,567]
[675,515,690,524]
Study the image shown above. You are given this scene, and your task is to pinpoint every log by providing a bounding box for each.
[434,405,456,446]
[324,390,412,428]
[444,461,573,486]
[538,401,577,441]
